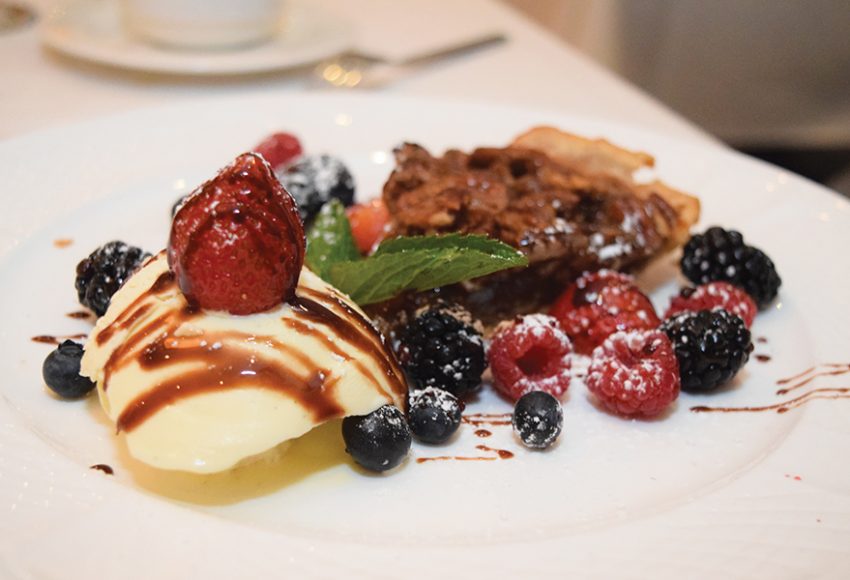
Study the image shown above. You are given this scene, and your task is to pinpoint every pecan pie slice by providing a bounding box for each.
[374,127,700,325]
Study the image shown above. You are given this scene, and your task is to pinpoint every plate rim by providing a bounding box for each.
[2,92,850,579]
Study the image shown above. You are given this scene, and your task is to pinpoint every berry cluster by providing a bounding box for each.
[172,132,356,227]
[658,226,776,392]
[388,221,781,454]
[51,122,786,478]
[680,226,781,309]
[255,132,357,225]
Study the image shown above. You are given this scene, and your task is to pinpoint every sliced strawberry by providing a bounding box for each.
[168,153,305,315]
[346,198,389,254]
[253,132,303,169]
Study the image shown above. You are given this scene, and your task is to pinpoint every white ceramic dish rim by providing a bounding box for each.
[1,93,849,579]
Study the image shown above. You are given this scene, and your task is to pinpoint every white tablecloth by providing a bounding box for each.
[1,0,713,144]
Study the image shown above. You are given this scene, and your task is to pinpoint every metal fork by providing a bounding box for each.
[313,32,507,89]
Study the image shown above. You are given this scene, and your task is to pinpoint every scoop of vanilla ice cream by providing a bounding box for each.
[81,253,406,474]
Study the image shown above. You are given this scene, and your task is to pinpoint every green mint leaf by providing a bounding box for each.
[328,235,528,304]
[373,233,523,262]
[305,199,361,279]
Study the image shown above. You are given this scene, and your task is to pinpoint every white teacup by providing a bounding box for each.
[121,0,285,50]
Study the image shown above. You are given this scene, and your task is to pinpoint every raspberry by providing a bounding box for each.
[550,270,660,354]
[75,241,151,316]
[550,270,635,316]
[661,310,753,392]
[397,304,485,397]
[680,226,781,308]
[253,132,303,169]
[168,153,305,315]
[586,330,680,418]
[665,282,757,327]
[488,314,572,401]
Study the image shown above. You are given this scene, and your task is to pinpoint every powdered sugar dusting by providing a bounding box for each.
[585,330,679,417]
[665,281,757,327]
[513,314,570,346]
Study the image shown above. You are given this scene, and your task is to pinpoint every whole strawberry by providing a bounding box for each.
[168,153,306,315]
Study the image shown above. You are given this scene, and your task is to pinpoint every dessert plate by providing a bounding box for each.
[1,94,849,578]
[40,0,352,76]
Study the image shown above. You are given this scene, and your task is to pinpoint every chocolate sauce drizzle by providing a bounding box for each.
[775,363,850,395]
[691,363,850,414]
[416,413,515,463]
[66,311,93,320]
[417,444,514,463]
[31,333,88,345]
[461,412,512,427]
[95,262,405,434]
[89,464,114,475]
[691,388,850,414]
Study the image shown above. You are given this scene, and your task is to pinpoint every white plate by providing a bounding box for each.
[1,94,849,578]
[40,0,352,75]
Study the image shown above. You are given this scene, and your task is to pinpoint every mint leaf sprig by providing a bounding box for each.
[305,199,361,279]
[305,200,528,305]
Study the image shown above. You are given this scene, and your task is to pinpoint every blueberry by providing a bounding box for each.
[42,340,96,399]
[408,387,463,444]
[277,154,355,223]
[342,405,411,472]
[512,391,563,449]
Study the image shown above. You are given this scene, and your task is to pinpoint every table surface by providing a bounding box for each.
[1,0,713,144]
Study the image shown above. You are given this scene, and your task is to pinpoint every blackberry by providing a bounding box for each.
[42,340,96,399]
[342,405,411,472]
[680,226,781,308]
[397,305,486,398]
[75,241,151,316]
[661,310,753,392]
[512,391,563,449]
[408,387,463,444]
[276,154,355,223]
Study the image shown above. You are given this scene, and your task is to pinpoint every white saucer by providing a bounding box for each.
[40,0,353,75]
